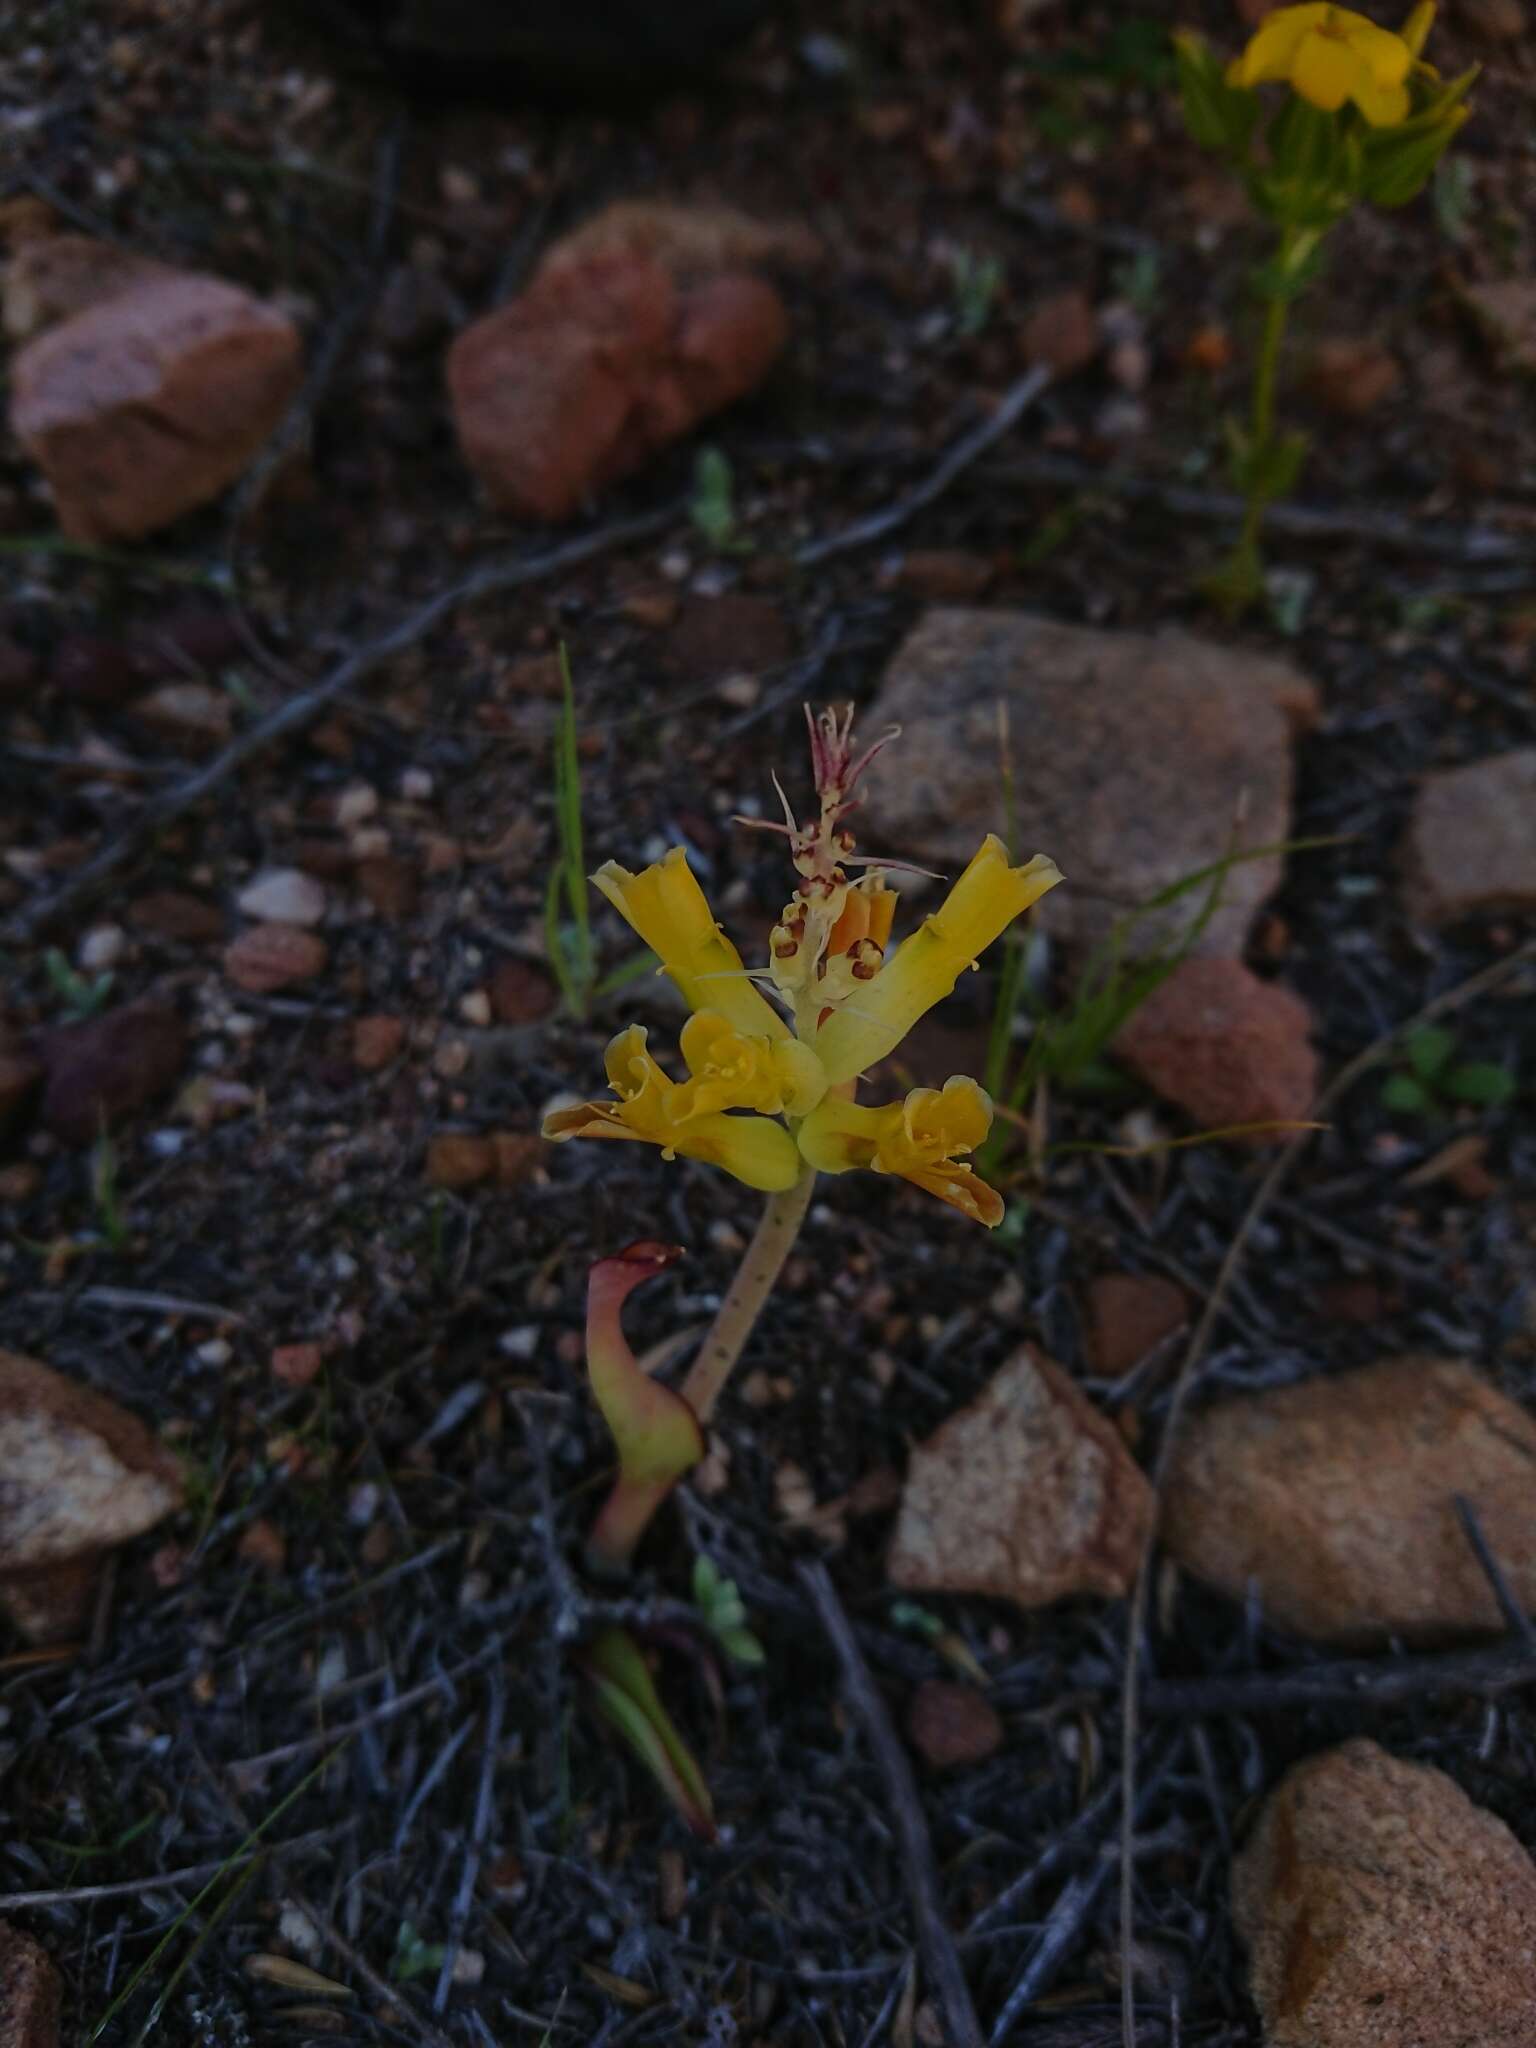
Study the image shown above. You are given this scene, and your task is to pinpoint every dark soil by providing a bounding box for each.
[2,2,1534,2044]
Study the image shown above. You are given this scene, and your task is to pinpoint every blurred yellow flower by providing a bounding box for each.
[1228,2,1432,125]
[543,710,1062,1227]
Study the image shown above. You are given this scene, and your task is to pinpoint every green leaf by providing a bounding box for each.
[580,1627,716,1840]
[1172,31,1257,155]
[718,1628,766,1668]
[691,1554,720,1608]
[1445,1062,1517,1107]
[1381,1073,1432,1116]
[1406,1025,1456,1081]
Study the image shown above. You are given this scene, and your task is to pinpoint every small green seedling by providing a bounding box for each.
[45,947,115,1020]
[951,249,1005,338]
[1381,1025,1516,1120]
[689,447,751,555]
[691,1554,765,1669]
[91,1132,129,1254]
[390,1921,447,1984]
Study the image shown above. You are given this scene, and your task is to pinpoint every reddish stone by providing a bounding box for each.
[1113,959,1318,1145]
[356,855,419,920]
[38,1000,186,1145]
[271,1343,324,1388]
[426,1133,496,1189]
[10,272,302,542]
[352,1014,406,1071]
[224,924,328,993]
[1164,1358,1536,1643]
[1234,1742,1536,2048]
[896,549,997,601]
[906,1681,1004,1771]
[128,890,226,943]
[1085,1273,1189,1376]
[447,250,787,523]
[0,1919,62,2048]
[1021,289,1099,375]
[1308,337,1402,418]
[489,958,556,1026]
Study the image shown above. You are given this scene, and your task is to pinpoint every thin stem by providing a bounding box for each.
[1238,257,1291,559]
[680,1162,817,1424]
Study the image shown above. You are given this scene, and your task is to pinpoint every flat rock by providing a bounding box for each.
[539,199,821,284]
[448,245,786,523]
[0,1921,61,2048]
[10,270,302,542]
[38,1000,187,1145]
[1163,1357,1536,1643]
[1234,1740,1536,2048]
[859,610,1315,958]
[0,1349,184,1642]
[2,231,173,343]
[1113,957,1317,1143]
[887,1346,1152,1609]
[1403,750,1536,925]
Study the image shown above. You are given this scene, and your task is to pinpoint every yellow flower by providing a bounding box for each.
[543,1025,802,1192]
[594,850,787,1041]
[811,836,1061,1087]
[550,712,1064,1227]
[1227,3,1430,125]
[667,1013,827,1122]
[798,1076,1004,1228]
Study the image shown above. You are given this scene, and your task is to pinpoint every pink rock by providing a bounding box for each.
[447,249,787,522]
[10,272,302,542]
[1403,749,1536,926]
[1113,958,1318,1144]
[0,1919,61,2048]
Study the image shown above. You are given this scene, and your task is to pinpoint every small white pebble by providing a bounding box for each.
[659,549,692,582]
[237,868,326,928]
[333,782,378,829]
[347,1482,380,1527]
[458,989,492,1028]
[349,826,391,861]
[497,1326,539,1360]
[333,1252,358,1281]
[278,1905,323,1960]
[399,767,433,801]
[196,1338,231,1368]
[77,924,126,972]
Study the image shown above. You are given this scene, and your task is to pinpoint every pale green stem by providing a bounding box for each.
[1238,257,1292,560]
[680,1160,817,1424]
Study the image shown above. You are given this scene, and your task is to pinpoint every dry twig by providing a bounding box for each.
[800,1560,984,2048]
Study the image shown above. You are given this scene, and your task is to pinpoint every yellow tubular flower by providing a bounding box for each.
[1227,3,1421,124]
[594,850,788,1041]
[668,1012,828,1122]
[798,1076,1004,1229]
[811,836,1062,1087]
[542,1025,802,1192]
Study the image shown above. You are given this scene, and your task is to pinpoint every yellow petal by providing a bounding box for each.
[1338,11,1412,83]
[593,850,787,1041]
[1349,69,1411,121]
[811,837,1061,1087]
[543,1091,801,1192]
[1228,2,1329,85]
[796,1076,1004,1228]
[670,1013,827,1120]
[1291,27,1357,108]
